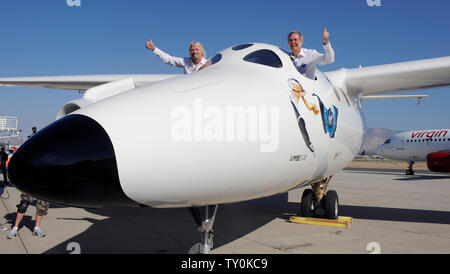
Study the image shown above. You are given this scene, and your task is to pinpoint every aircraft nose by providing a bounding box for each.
[8,114,138,208]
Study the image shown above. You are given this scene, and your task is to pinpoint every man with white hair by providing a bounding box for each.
[146,37,207,74]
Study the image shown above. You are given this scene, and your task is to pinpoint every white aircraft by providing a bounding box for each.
[377,129,450,175]
[1,43,450,253]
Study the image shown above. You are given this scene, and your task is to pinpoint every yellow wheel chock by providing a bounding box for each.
[289,216,353,228]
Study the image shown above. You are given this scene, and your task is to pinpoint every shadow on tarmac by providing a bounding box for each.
[344,168,450,180]
[394,175,450,181]
[340,205,450,225]
[43,193,299,254]
[39,190,450,254]
[3,214,34,232]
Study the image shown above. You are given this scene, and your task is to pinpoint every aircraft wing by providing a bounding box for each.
[0,74,178,91]
[359,95,429,100]
[344,56,450,97]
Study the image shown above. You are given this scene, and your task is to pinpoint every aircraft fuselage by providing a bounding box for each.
[9,43,364,208]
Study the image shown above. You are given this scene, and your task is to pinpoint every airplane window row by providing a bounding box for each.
[217,45,320,78]
[406,138,450,143]
[202,48,283,70]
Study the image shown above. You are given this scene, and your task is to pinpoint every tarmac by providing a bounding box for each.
[1,168,450,254]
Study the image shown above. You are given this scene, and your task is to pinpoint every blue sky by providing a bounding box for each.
[0,0,449,137]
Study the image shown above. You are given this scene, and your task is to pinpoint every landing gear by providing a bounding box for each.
[323,190,339,219]
[300,189,314,217]
[406,161,415,175]
[188,205,219,254]
[300,177,339,220]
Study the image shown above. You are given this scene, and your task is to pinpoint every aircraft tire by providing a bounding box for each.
[300,189,314,217]
[324,190,339,220]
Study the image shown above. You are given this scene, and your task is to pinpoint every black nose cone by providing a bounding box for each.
[9,114,138,208]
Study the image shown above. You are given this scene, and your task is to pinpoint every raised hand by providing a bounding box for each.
[146,37,156,51]
[323,28,330,45]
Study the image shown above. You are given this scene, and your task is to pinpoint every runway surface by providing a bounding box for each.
[1,168,449,254]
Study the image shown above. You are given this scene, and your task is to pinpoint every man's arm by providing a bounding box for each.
[146,37,186,68]
[316,28,335,66]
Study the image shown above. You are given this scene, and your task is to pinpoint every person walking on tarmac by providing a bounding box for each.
[7,127,49,239]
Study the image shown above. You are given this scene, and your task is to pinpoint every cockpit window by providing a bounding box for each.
[232,44,254,51]
[243,50,282,68]
[384,139,391,144]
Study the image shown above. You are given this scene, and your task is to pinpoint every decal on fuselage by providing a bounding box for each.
[288,78,317,152]
[287,78,339,153]
[313,94,339,138]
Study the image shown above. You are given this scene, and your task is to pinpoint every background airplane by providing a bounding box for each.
[377,129,450,175]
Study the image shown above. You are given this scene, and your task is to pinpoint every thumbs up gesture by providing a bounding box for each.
[323,28,330,45]
[146,37,156,51]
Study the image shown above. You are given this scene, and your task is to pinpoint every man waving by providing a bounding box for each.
[287,28,335,79]
[146,36,207,74]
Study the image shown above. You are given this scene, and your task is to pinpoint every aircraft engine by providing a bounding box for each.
[56,99,92,119]
[56,77,137,119]
[427,152,450,173]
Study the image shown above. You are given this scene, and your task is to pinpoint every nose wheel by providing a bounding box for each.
[188,205,219,254]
